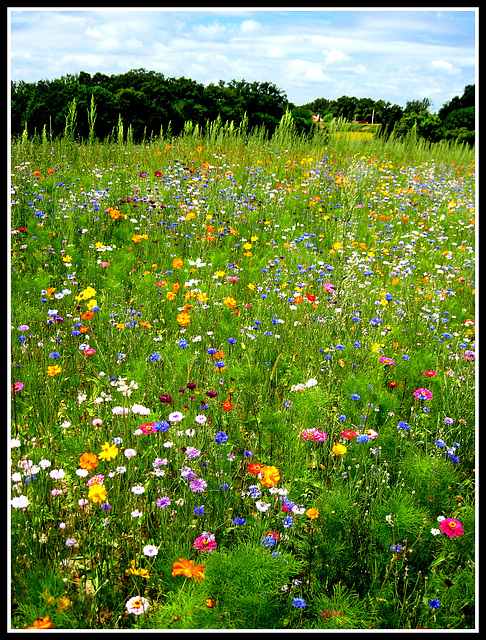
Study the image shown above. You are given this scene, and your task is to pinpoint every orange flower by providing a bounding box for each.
[26,615,54,629]
[259,465,280,487]
[306,507,319,520]
[222,395,234,412]
[172,558,205,583]
[46,287,56,296]
[176,312,191,326]
[213,350,226,360]
[172,258,183,269]
[79,452,99,471]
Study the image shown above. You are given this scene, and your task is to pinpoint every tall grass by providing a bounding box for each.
[9,112,476,630]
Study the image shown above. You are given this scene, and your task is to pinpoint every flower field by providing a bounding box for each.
[9,123,476,630]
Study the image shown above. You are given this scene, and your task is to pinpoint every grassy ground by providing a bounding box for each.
[10,120,476,630]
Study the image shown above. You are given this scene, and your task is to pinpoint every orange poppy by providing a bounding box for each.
[172,558,205,583]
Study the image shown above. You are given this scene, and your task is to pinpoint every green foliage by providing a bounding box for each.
[9,125,475,630]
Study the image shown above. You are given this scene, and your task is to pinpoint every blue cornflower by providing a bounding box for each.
[233,517,246,526]
[149,352,162,361]
[154,421,170,432]
[397,421,410,430]
[292,597,306,609]
[282,516,294,528]
[357,434,370,443]
[219,483,229,490]
[261,535,276,548]
[194,506,205,515]
[429,598,440,610]
[248,485,262,499]
[49,352,61,359]
[214,431,228,444]
[178,339,189,348]
[227,338,237,344]
[390,544,403,554]
[435,439,446,448]
[351,393,360,401]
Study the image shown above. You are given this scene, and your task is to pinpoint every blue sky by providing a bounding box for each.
[8,8,477,112]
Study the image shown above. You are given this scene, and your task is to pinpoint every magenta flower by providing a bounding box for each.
[413,388,433,400]
[379,357,395,366]
[193,532,217,552]
[322,282,335,293]
[301,428,327,442]
[440,518,464,538]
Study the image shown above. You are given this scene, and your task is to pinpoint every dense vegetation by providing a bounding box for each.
[10,111,475,630]
[10,69,475,146]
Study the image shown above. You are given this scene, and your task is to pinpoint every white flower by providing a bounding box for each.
[255,500,271,512]
[11,495,29,509]
[143,545,158,557]
[430,528,441,536]
[49,469,65,480]
[169,411,184,422]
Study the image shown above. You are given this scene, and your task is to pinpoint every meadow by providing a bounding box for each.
[9,118,476,630]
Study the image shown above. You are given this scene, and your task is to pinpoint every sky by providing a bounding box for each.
[8,7,477,112]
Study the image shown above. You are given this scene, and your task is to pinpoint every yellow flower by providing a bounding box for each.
[333,241,343,250]
[332,444,347,455]
[223,296,237,308]
[98,441,119,462]
[172,258,183,269]
[306,507,319,520]
[88,483,107,504]
[47,364,62,377]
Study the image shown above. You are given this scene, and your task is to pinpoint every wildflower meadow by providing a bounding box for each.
[9,117,476,630]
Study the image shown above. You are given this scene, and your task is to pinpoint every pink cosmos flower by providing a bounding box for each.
[322,282,335,293]
[413,388,433,400]
[379,357,395,366]
[440,518,464,538]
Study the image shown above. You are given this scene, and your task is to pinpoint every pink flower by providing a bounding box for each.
[413,388,433,400]
[301,428,327,442]
[424,370,438,377]
[379,357,395,366]
[84,348,96,356]
[440,518,464,538]
[322,282,335,293]
[193,532,217,552]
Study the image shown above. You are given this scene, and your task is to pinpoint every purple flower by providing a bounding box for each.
[189,478,208,493]
[156,496,171,508]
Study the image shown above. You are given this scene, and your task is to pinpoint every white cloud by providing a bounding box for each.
[322,48,349,64]
[240,19,262,34]
[430,59,460,74]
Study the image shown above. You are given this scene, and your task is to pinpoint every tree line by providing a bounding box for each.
[10,68,475,146]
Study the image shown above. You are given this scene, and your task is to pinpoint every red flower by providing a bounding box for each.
[248,462,263,475]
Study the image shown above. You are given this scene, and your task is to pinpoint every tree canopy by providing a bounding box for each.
[10,69,475,146]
